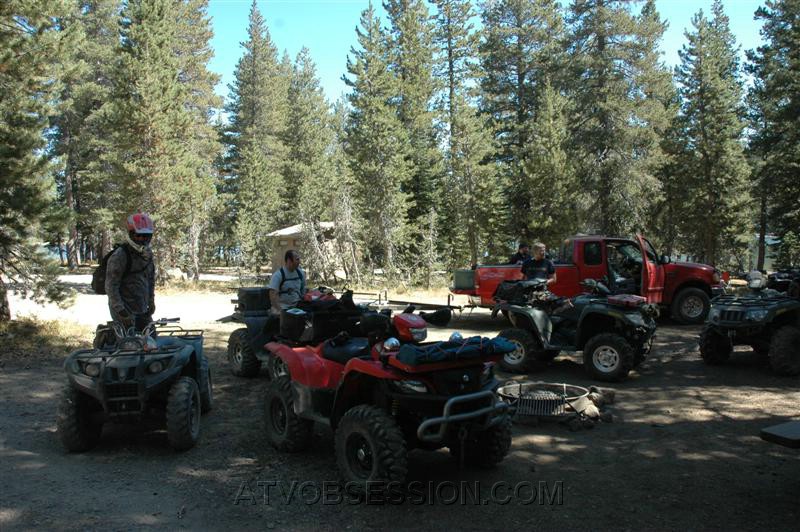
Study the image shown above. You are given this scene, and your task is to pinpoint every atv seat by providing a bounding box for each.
[322,337,371,364]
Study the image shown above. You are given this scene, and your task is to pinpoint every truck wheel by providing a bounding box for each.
[57,385,103,452]
[335,405,407,492]
[199,357,213,413]
[497,329,535,373]
[769,325,800,376]
[699,325,732,365]
[583,334,634,381]
[671,288,710,324]
[166,377,201,451]
[449,418,512,468]
[263,376,313,452]
[227,328,261,377]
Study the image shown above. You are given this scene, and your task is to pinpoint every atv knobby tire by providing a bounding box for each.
[166,377,201,451]
[699,325,732,365]
[228,328,261,377]
[671,287,711,325]
[449,418,512,468]
[497,328,537,373]
[334,405,408,491]
[583,333,635,381]
[769,325,800,376]
[57,385,103,452]
[199,357,213,413]
[263,376,313,452]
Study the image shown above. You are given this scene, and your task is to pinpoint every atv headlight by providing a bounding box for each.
[410,328,427,342]
[83,363,101,377]
[708,307,721,321]
[147,359,165,374]
[746,309,768,321]
[391,380,428,394]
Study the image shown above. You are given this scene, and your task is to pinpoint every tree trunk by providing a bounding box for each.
[0,277,10,323]
[756,189,767,271]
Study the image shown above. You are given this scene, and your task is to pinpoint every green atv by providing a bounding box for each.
[700,271,800,375]
[493,278,658,381]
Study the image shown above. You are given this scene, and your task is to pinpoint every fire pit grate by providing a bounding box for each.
[496,382,590,418]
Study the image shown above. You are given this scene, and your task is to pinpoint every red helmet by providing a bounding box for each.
[127,212,154,235]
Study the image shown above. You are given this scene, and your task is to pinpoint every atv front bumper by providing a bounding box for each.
[416,390,509,443]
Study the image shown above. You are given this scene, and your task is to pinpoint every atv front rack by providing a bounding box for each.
[416,390,509,443]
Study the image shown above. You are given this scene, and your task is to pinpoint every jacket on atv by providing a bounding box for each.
[105,244,155,324]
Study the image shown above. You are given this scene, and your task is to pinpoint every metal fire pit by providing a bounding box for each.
[496,381,590,419]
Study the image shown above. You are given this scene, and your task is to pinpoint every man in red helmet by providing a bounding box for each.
[105,212,156,331]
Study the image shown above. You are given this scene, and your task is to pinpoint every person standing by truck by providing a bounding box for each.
[522,243,557,285]
[509,243,531,265]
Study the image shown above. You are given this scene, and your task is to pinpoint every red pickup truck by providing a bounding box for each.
[451,235,726,324]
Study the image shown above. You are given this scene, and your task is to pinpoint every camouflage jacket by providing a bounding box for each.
[105,245,155,315]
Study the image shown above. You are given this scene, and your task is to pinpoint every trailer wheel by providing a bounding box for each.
[227,328,261,377]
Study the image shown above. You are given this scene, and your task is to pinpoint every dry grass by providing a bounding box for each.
[0,317,94,362]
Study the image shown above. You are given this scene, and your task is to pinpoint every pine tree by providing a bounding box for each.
[49,0,121,268]
[384,0,443,280]
[107,0,221,279]
[480,0,567,243]
[674,1,752,265]
[286,48,337,280]
[225,0,289,271]
[432,0,504,266]
[1,0,74,320]
[520,82,581,249]
[566,0,674,236]
[344,3,413,276]
[747,0,800,259]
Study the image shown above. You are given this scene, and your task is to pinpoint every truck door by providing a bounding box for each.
[580,240,607,283]
[636,234,664,303]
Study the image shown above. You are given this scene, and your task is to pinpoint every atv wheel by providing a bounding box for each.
[268,354,290,380]
[672,288,710,325]
[166,377,201,451]
[335,405,408,491]
[449,418,512,468]
[263,376,312,452]
[227,328,261,377]
[769,325,800,376]
[497,328,536,373]
[583,334,634,381]
[699,325,732,365]
[199,357,213,413]
[57,385,103,452]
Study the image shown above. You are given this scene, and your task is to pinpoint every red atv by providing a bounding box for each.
[262,312,515,490]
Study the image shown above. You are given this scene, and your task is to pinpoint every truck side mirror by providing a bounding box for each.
[660,255,671,264]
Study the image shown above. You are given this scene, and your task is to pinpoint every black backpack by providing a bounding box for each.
[91,244,140,295]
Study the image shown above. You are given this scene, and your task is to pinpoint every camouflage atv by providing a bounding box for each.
[700,272,800,375]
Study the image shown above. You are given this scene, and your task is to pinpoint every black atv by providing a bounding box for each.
[219,287,373,379]
[700,271,800,375]
[58,318,212,452]
[767,269,800,297]
[218,287,275,378]
[493,278,658,381]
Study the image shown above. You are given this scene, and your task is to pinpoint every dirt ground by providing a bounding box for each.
[1,280,798,530]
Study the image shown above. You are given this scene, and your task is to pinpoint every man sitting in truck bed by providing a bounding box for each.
[522,243,557,285]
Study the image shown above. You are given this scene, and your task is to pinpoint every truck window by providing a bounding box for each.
[584,242,602,265]
[558,240,573,264]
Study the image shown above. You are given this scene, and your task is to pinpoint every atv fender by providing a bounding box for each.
[265,341,341,388]
[576,310,644,350]
[505,305,553,345]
